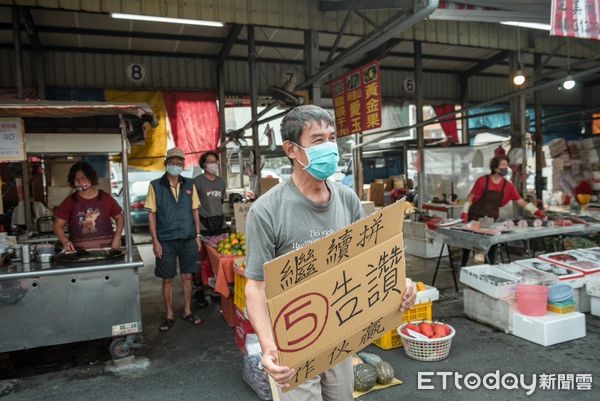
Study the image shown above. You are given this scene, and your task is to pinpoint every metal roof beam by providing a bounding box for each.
[460,49,508,78]
[320,0,409,11]
[297,0,439,89]
[217,23,242,67]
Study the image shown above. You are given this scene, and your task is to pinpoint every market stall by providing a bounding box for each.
[0,101,156,359]
[431,215,600,289]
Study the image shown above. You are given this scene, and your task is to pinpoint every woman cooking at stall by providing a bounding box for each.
[460,155,544,266]
[53,162,124,251]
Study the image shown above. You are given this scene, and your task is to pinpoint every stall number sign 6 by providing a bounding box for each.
[403,78,415,94]
[127,63,147,83]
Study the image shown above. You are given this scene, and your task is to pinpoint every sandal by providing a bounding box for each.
[159,318,175,332]
[182,313,203,325]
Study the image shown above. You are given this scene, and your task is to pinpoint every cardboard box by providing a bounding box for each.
[263,201,406,390]
[260,178,279,194]
[511,311,585,346]
[49,160,78,186]
[233,202,252,234]
[47,185,74,210]
[368,182,385,206]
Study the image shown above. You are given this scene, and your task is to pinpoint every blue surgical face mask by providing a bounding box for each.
[166,164,183,177]
[295,141,340,181]
[499,168,509,177]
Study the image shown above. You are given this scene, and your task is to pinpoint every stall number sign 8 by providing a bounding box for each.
[127,63,147,83]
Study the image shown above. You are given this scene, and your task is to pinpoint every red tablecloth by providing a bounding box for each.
[203,242,243,298]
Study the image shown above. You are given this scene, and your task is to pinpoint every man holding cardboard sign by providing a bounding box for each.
[245,105,416,400]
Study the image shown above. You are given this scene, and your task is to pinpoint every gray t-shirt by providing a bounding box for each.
[245,178,365,281]
[194,174,226,219]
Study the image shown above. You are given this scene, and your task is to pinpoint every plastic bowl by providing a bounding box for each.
[548,283,574,303]
[516,285,548,316]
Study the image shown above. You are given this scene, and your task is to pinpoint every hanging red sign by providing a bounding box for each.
[551,0,600,40]
[330,61,382,137]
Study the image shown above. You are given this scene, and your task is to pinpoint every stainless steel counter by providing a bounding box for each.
[0,248,143,281]
[0,246,144,353]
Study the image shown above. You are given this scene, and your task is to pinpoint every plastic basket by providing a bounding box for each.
[373,302,432,350]
[397,321,455,361]
[233,265,247,311]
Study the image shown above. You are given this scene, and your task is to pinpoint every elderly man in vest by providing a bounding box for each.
[146,147,203,332]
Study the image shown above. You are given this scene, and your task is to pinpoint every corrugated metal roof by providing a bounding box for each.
[5,0,600,58]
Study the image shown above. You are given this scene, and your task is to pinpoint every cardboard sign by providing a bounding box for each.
[264,201,406,390]
[234,202,252,234]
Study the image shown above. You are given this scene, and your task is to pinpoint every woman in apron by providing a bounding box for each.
[460,156,544,266]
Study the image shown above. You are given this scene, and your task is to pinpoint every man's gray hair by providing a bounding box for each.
[280,105,336,144]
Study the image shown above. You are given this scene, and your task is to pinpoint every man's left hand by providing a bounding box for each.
[196,236,203,252]
[401,278,417,312]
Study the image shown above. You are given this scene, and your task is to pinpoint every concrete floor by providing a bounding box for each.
[1,238,599,401]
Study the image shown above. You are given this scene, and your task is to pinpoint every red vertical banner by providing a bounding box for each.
[330,61,382,137]
[551,0,600,40]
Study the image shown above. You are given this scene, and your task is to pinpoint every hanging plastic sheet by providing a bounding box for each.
[162,91,220,168]
[415,142,509,202]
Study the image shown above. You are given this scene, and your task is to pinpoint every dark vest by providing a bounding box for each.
[151,174,196,241]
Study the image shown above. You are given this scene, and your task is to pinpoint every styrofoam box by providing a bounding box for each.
[460,265,520,299]
[405,237,447,259]
[591,297,600,317]
[512,312,586,346]
[464,287,514,333]
[415,285,440,304]
[573,287,591,313]
[586,277,600,297]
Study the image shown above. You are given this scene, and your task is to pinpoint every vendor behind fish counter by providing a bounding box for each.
[53,162,124,252]
[460,155,544,266]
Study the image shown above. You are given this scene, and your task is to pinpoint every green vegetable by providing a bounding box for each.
[354,364,378,392]
[374,361,394,384]
[357,352,383,366]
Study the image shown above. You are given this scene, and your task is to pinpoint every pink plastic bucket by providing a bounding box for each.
[516,285,548,316]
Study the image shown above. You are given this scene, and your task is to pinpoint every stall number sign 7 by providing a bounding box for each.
[127,63,147,83]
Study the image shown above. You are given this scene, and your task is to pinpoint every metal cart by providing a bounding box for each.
[0,101,156,359]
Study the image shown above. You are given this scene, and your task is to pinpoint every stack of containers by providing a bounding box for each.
[547,283,576,314]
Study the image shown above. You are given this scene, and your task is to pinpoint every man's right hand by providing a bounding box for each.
[153,240,163,259]
[262,349,295,388]
[461,212,469,224]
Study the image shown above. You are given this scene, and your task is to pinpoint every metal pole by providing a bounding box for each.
[352,133,364,199]
[459,75,469,144]
[217,62,228,187]
[12,6,24,99]
[305,29,321,106]
[248,25,261,195]
[414,40,425,210]
[119,115,133,262]
[21,161,33,231]
[509,51,520,149]
[534,53,544,200]
[519,93,527,196]
[355,63,600,150]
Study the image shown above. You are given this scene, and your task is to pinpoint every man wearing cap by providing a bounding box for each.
[146,147,203,332]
